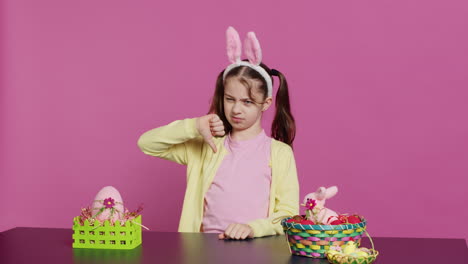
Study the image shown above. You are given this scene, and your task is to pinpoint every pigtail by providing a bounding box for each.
[271,70,296,147]
[209,70,232,134]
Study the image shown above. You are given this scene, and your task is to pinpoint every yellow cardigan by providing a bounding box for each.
[137,118,299,237]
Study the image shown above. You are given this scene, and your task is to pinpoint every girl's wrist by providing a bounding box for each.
[195,117,202,133]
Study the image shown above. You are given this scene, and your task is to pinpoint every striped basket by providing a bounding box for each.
[280,216,367,258]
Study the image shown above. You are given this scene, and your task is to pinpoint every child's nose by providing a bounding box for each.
[232,102,242,113]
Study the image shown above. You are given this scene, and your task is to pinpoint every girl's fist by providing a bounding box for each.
[196,114,225,153]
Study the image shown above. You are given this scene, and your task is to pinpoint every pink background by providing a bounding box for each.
[1,0,467,243]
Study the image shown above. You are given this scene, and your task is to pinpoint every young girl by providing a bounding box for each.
[138,26,299,240]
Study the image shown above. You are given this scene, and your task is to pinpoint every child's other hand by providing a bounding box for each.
[218,223,254,240]
[196,114,225,153]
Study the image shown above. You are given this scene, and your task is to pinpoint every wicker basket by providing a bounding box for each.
[327,248,379,264]
[72,215,142,249]
[326,227,379,264]
[280,216,367,258]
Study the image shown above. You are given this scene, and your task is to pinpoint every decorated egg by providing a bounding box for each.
[91,186,125,222]
[330,220,344,225]
[300,220,315,225]
[347,215,361,224]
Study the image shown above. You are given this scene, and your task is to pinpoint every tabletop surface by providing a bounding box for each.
[0,227,467,264]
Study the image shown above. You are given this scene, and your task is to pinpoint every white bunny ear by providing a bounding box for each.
[226,26,242,63]
[314,187,326,200]
[325,186,338,199]
[244,31,262,65]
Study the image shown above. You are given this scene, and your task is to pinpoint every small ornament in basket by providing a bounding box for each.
[72,186,149,249]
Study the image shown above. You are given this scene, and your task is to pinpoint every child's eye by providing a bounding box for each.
[244,100,253,104]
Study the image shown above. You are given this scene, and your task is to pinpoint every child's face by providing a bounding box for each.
[223,77,272,132]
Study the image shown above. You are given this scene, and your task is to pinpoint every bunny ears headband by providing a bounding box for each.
[223,26,273,97]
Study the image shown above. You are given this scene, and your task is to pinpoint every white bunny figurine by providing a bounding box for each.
[303,186,339,224]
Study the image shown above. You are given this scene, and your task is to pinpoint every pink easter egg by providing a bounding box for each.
[91,186,124,222]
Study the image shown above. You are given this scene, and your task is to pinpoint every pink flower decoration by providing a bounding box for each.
[305,198,317,210]
[103,197,115,209]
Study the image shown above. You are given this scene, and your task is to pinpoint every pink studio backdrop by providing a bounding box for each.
[1,0,467,242]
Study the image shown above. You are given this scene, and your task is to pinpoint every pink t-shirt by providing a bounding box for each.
[202,130,272,233]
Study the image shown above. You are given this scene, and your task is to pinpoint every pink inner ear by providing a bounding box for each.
[226,26,241,63]
[244,32,262,65]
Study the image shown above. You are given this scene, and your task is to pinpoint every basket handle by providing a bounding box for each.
[363,229,376,252]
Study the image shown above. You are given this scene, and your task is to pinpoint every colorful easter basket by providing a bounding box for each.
[72,215,142,249]
[280,216,367,258]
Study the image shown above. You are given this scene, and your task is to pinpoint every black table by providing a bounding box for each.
[0,227,466,263]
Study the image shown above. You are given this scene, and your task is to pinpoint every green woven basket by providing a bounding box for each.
[72,215,142,249]
[281,216,367,258]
